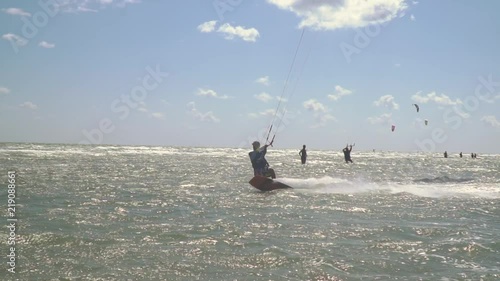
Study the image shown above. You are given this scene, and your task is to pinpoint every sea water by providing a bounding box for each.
[1,143,499,280]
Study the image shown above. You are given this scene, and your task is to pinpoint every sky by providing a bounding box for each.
[1,0,499,153]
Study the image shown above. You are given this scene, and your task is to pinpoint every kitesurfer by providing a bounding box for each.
[444,151,448,158]
[343,144,353,163]
[249,141,276,179]
[459,152,463,158]
[299,145,307,164]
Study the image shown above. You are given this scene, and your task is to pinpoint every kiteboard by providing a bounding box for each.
[249,175,292,192]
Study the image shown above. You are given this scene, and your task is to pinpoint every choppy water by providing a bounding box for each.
[1,143,499,280]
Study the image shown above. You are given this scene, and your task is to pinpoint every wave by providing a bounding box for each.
[413,176,474,184]
[276,176,500,199]
[278,176,381,194]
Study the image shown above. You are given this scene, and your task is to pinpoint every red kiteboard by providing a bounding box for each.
[249,175,293,191]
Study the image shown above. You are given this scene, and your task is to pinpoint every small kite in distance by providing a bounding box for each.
[391,125,396,132]
[425,119,428,126]
[412,104,420,112]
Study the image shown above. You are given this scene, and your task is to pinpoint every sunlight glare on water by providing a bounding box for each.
[1,143,499,280]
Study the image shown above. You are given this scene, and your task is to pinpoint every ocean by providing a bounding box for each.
[1,143,499,280]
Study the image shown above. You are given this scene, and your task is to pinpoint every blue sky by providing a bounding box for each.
[1,0,499,153]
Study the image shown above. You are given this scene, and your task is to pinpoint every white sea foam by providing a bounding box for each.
[278,176,500,198]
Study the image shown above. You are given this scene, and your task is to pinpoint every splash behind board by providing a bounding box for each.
[249,175,293,191]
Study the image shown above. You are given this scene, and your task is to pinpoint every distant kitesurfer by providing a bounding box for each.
[299,145,307,164]
[459,152,463,158]
[444,151,448,158]
[249,141,276,179]
[343,144,353,163]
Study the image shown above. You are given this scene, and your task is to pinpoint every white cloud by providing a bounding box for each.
[0,87,10,95]
[410,14,416,21]
[481,115,500,128]
[136,101,148,112]
[276,96,288,103]
[267,0,408,30]
[137,102,167,120]
[20,101,38,110]
[303,99,335,127]
[2,8,31,17]
[373,95,399,110]
[312,113,336,128]
[217,23,260,42]
[255,76,270,86]
[248,109,276,119]
[254,92,273,103]
[394,63,401,67]
[452,108,470,119]
[2,33,28,47]
[39,41,55,48]
[151,112,165,120]
[412,91,462,106]
[187,102,220,123]
[55,0,141,13]
[196,88,229,99]
[367,113,393,125]
[77,7,99,12]
[198,21,217,33]
[198,21,260,42]
[303,99,326,112]
[327,85,353,101]
[479,93,500,104]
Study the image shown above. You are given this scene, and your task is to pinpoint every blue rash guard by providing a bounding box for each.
[249,146,269,176]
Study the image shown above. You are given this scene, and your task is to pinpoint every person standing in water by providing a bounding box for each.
[249,141,276,179]
[343,144,353,163]
[299,145,307,164]
[444,151,448,158]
